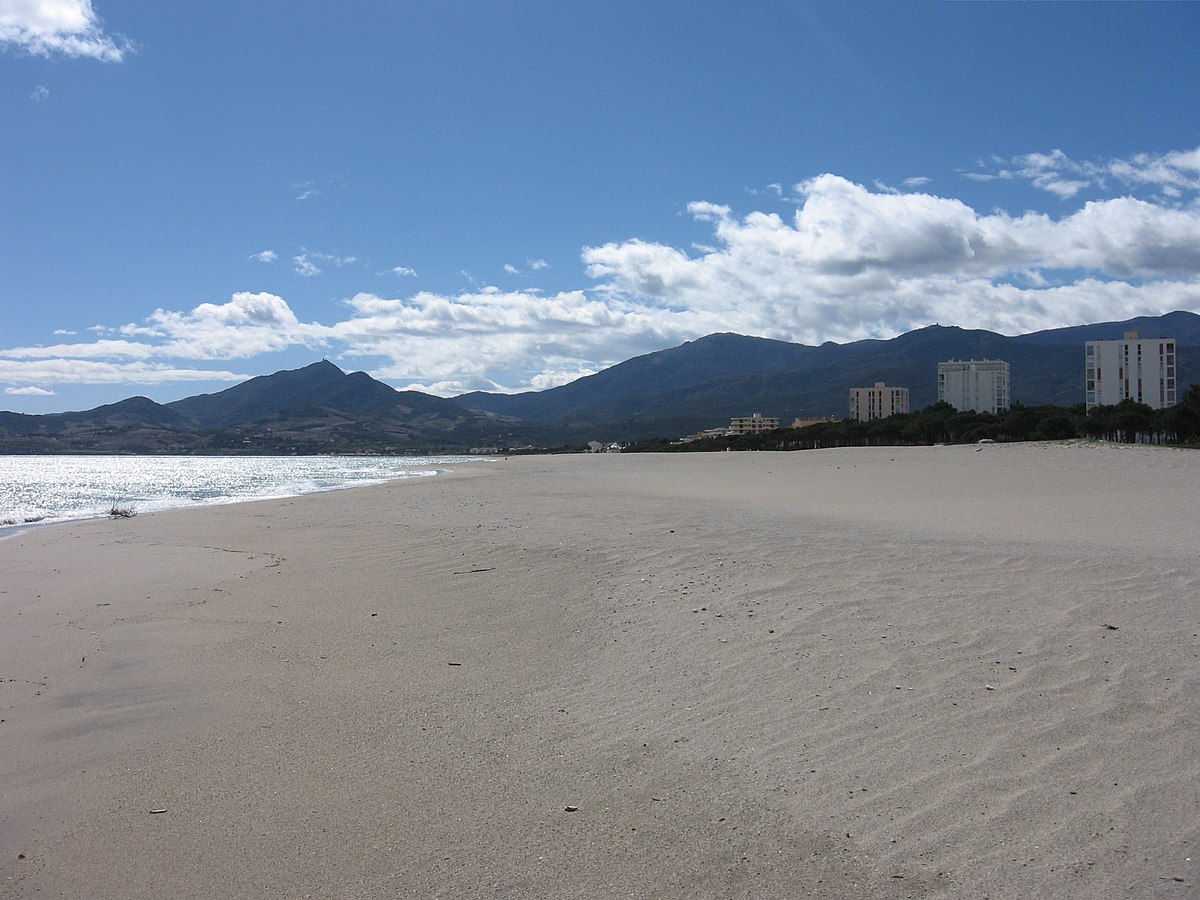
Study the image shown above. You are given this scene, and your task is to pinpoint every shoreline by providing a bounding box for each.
[0,455,491,536]
[2,444,1197,898]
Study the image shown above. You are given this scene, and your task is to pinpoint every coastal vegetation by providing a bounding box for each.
[624,386,1200,452]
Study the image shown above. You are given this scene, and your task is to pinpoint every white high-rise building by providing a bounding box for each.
[1085,331,1176,410]
[849,382,910,422]
[937,359,1011,414]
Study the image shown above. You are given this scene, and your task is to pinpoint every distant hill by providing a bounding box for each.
[165,360,460,428]
[3,311,1196,453]
[0,361,525,454]
[1012,310,1200,346]
[454,311,1200,438]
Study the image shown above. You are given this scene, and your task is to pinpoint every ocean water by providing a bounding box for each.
[0,455,488,530]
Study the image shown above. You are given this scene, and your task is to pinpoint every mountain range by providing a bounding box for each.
[456,310,1200,437]
[2,310,1196,453]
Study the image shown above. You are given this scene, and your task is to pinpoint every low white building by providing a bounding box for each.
[849,382,909,422]
[728,413,779,434]
[1085,331,1177,410]
[938,359,1010,414]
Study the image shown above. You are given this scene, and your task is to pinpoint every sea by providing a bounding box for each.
[0,455,490,531]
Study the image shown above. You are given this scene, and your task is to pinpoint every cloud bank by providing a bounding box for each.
[4,147,1200,397]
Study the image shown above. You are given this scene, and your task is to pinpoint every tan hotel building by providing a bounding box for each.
[849,382,910,422]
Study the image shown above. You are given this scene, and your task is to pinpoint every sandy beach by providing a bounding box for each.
[2,442,1198,898]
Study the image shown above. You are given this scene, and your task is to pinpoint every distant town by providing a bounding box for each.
[652,331,1193,451]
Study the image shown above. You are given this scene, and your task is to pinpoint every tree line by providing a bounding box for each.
[624,383,1200,452]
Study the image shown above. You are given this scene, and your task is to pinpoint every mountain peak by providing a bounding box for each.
[306,359,345,374]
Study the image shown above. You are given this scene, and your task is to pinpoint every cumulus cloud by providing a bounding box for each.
[250,250,277,263]
[317,286,698,395]
[4,285,648,396]
[389,266,417,277]
[3,293,326,376]
[30,83,49,101]
[188,292,299,327]
[0,0,131,61]
[5,385,56,396]
[143,292,328,359]
[583,171,1200,343]
[5,148,1200,399]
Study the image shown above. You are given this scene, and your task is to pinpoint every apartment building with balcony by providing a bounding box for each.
[849,382,910,422]
[728,413,779,434]
[937,359,1011,414]
[1085,331,1177,410]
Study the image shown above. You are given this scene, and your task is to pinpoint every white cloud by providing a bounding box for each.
[250,250,277,263]
[5,385,56,396]
[530,367,595,390]
[144,292,327,359]
[294,254,321,277]
[30,83,49,101]
[969,146,1200,201]
[0,359,246,386]
[291,175,344,201]
[188,291,300,327]
[331,288,672,395]
[5,149,1200,398]
[2,293,327,372]
[294,250,357,277]
[503,260,548,277]
[583,171,1200,343]
[389,266,417,277]
[0,0,130,61]
[2,338,158,360]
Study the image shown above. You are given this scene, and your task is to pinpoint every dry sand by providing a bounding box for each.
[1,441,1198,898]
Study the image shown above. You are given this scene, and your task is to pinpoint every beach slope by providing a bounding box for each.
[2,443,1197,898]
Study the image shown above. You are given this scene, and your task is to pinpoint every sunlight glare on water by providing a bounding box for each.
[0,455,487,528]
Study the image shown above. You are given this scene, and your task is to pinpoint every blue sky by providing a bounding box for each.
[3,1,1199,414]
